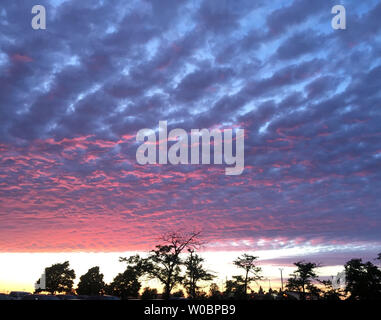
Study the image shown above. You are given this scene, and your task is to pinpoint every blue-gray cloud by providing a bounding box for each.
[0,0,380,256]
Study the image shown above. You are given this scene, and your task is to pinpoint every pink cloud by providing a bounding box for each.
[11,53,33,63]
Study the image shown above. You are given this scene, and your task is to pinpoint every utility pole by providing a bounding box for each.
[279,268,284,292]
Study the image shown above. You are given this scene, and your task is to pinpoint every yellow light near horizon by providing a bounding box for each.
[0,249,345,294]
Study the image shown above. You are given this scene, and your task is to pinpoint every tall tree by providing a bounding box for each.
[286,261,320,299]
[233,254,262,297]
[107,254,148,299]
[184,250,215,299]
[119,254,151,275]
[35,261,75,295]
[344,258,381,300]
[147,231,201,299]
[76,266,105,296]
[106,269,141,299]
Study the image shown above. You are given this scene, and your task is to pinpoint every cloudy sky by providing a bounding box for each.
[0,0,380,289]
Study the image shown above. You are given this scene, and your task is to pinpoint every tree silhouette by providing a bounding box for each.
[28,246,381,300]
[77,266,105,296]
[119,254,151,275]
[35,261,75,295]
[141,287,158,300]
[106,255,148,299]
[223,278,246,299]
[184,250,215,299]
[319,280,342,300]
[209,283,222,299]
[106,269,141,299]
[233,254,262,297]
[286,261,319,299]
[344,258,381,300]
[146,231,201,299]
[172,289,185,298]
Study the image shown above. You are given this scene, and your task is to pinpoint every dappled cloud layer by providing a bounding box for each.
[0,1,380,256]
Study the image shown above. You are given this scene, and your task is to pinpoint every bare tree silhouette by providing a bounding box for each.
[146,230,202,299]
[233,254,262,298]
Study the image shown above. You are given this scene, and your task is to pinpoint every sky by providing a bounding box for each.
[0,0,381,292]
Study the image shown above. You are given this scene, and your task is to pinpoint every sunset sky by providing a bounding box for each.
[0,0,380,292]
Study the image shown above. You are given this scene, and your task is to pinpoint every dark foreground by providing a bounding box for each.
[0,300,377,319]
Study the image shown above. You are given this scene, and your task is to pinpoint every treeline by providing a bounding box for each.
[34,232,381,300]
